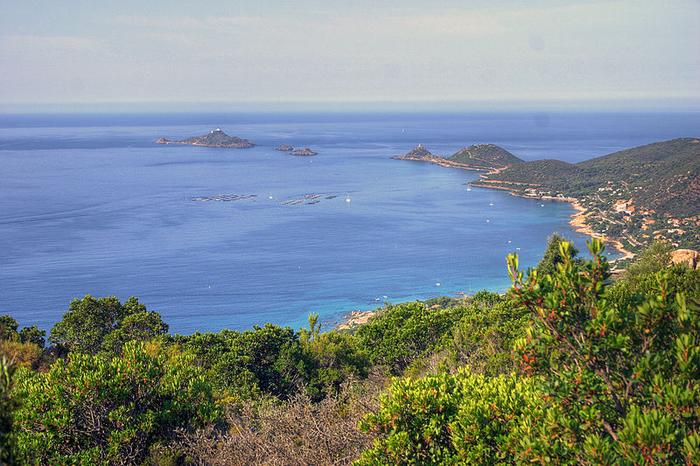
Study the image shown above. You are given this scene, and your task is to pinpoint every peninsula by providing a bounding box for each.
[393,143,522,172]
[156,128,255,148]
[395,138,700,258]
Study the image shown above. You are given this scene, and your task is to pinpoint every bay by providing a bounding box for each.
[1,111,698,333]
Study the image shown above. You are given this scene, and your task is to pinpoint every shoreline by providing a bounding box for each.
[335,156,640,330]
[470,181,635,262]
[335,310,375,331]
[394,155,636,262]
[568,201,635,262]
[391,155,491,172]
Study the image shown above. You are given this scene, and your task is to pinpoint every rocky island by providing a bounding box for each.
[291,147,317,156]
[155,128,255,148]
[275,144,294,152]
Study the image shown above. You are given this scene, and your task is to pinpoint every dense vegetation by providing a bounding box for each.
[0,238,698,464]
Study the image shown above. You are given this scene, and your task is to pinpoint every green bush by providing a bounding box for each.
[535,233,580,277]
[509,239,700,463]
[300,315,371,399]
[621,239,673,282]
[355,302,460,373]
[11,341,219,464]
[358,369,544,465]
[182,324,309,399]
[50,295,166,355]
[445,292,526,375]
[0,314,45,347]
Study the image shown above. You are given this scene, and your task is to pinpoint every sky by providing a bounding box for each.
[0,0,699,111]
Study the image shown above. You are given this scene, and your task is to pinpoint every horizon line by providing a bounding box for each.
[1,97,699,114]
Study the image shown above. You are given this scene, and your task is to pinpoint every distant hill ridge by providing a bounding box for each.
[477,138,700,217]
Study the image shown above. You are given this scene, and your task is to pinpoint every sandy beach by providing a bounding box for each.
[469,179,635,262]
[335,310,375,331]
[568,200,635,261]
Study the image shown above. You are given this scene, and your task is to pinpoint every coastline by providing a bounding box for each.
[391,155,490,172]
[335,310,375,331]
[568,200,635,262]
[397,155,636,262]
[333,197,635,332]
[471,181,635,262]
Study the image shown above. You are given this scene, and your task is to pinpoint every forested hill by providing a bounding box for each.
[478,138,700,217]
[394,143,522,171]
[447,144,523,169]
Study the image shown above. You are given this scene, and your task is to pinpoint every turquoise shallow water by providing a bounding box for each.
[1,111,698,333]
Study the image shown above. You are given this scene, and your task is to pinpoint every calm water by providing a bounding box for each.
[1,111,698,334]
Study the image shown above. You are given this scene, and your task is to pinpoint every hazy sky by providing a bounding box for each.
[1,0,698,110]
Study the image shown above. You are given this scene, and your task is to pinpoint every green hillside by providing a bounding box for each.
[484,138,700,217]
[447,143,523,169]
[473,138,700,252]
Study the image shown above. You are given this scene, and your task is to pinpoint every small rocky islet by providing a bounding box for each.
[276,144,318,156]
[290,147,317,156]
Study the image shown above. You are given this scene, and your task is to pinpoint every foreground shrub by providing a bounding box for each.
[11,341,219,464]
[300,314,371,400]
[0,314,45,348]
[445,292,526,375]
[177,377,383,465]
[510,239,699,464]
[358,369,543,464]
[0,340,43,369]
[0,357,15,464]
[182,324,308,399]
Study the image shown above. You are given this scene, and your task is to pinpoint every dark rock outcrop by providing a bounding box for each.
[291,148,317,156]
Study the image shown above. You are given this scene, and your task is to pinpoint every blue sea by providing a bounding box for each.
[1,111,698,334]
